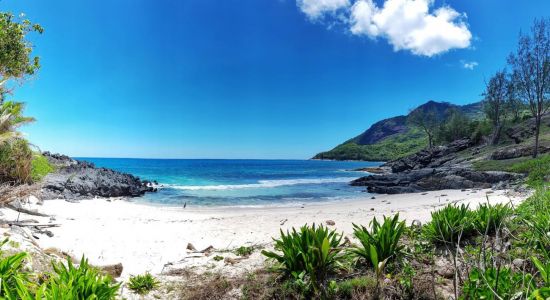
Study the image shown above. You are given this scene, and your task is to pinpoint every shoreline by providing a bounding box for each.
[0,188,529,278]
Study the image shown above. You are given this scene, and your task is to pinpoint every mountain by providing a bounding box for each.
[313,100,482,161]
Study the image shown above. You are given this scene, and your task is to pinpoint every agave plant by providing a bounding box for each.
[0,101,35,144]
[423,203,475,245]
[128,272,160,295]
[351,214,405,274]
[262,224,344,293]
[40,256,120,300]
[0,239,31,299]
[473,202,512,235]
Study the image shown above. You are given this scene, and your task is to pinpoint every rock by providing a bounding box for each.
[326,220,336,226]
[512,258,525,269]
[505,114,550,144]
[352,167,388,174]
[39,152,156,200]
[491,145,550,160]
[384,139,473,173]
[371,196,376,199]
[351,167,523,194]
[186,243,197,251]
[370,208,375,211]
[99,263,123,278]
[435,258,455,279]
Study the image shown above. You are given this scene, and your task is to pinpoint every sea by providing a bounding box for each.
[76,158,380,207]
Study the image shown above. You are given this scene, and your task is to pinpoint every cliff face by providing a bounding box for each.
[313,100,481,161]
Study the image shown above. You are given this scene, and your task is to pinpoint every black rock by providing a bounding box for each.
[39,152,156,200]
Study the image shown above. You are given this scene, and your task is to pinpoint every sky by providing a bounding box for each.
[1,0,549,159]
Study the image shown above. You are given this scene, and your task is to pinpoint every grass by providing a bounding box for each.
[127,272,160,295]
[235,246,254,257]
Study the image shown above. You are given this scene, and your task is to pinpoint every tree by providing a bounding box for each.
[0,101,35,144]
[508,18,550,158]
[407,107,440,148]
[483,70,509,145]
[436,108,471,143]
[0,12,43,103]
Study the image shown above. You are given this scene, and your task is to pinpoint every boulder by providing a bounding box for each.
[491,145,550,160]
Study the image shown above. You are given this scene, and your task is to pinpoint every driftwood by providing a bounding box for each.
[0,183,40,205]
[4,203,49,217]
[7,222,59,228]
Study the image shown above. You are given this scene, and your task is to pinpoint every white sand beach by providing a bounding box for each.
[0,188,528,278]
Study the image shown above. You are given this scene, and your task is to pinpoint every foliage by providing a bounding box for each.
[435,108,474,144]
[351,214,406,272]
[423,204,475,245]
[31,153,54,181]
[472,202,513,235]
[461,267,534,299]
[262,224,344,295]
[483,70,510,145]
[0,239,31,299]
[0,138,33,184]
[0,12,43,94]
[407,106,442,148]
[235,246,254,257]
[0,101,35,144]
[507,18,550,158]
[40,257,120,300]
[509,154,550,186]
[314,130,427,161]
[127,272,160,295]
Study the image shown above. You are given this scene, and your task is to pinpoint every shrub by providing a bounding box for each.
[473,202,512,235]
[128,272,160,295]
[31,153,54,181]
[351,214,405,272]
[0,239,30,299]
[0,139,33,184]
[235,246,254,257]
[461,267,533,299]
[509,154,550,186]
[41,257,120,299]
[423,204,475,245]
[262,224,344,294]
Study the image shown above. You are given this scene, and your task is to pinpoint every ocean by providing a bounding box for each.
[76,158,380,207]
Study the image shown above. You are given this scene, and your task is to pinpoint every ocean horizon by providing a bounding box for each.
[76,158,380,207]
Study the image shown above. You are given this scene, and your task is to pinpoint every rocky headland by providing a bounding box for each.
[39,152,157,200]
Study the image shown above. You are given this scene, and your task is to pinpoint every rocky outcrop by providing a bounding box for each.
[491,145,550,160]
[505,114,550,144]
[384,139,473,173]
[351,167,523,194]
[40,152,156,200]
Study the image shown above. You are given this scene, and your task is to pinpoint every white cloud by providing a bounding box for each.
[298,0,472,57]
[297,0,351,20]
[461,60,478,70]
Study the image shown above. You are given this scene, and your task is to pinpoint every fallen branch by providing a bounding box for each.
[4,203,49,217]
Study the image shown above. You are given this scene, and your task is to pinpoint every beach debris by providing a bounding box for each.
[224,257,245,265]
[99,263,123,278]
[371,196,376,199]
[280,219,287,226]
[186,243,197,251]
[200,245,215,256]
[370,208,375,211]
[184,202,187,209]
[411,219,422,228]
[44,247,79,262]
[325,220,335,226]
[421,192,428,195]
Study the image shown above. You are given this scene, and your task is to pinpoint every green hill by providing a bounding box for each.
[313,100,481,161]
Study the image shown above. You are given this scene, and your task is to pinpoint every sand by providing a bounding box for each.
[0,188,527,278]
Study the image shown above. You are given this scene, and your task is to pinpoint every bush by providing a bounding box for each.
[235,246,254,257]
[473,202,512,235]
[0,239,31,299]
[128,272,160,295]
[0,139,33,184]
[262,224,344,295]
[41,257,120,299]
[509,154,550,186]
[351,214,406,272]
[31,153,54,181]
[423,204,475,245]
[461,267,533,299]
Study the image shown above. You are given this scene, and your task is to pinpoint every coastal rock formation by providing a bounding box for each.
[385,138,473,173]
[39,152,155,200]
[491,145,550,160]
[351,167,523,194]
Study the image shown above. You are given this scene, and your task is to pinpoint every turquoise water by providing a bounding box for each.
[77,158,379,207]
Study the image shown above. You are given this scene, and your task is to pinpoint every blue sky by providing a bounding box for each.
[2,0,548,159]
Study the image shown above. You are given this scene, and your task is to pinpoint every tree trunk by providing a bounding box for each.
[533,116,541,158]
[428,133,433,149]
[491,124,502,145]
